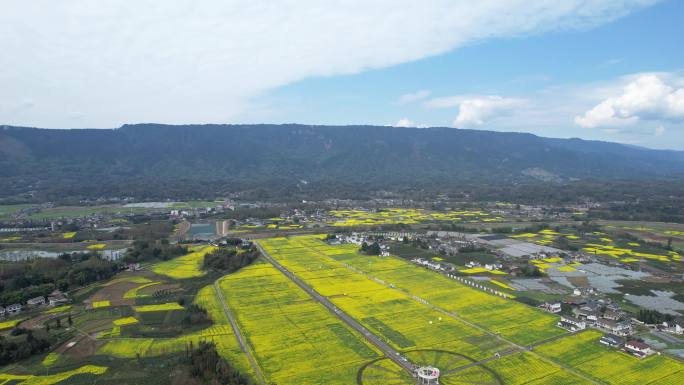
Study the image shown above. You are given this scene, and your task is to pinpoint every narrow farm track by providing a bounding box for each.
[255,243,418,377]
[292,240,601,384]
[213,279,267,385]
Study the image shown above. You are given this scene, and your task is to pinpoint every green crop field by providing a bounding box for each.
[219,260,382,384]
[151,245,217,279]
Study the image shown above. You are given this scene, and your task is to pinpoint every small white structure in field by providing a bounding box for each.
[416,366,440,384]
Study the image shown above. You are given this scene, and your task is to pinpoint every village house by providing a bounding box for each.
[539,302,562,314]
[6,303,22,314]
[602,309,624,321]
[48,290,70,307]
[575,305,599,324]
[559,315,586,332]
[624,340,654,358]
[484,263,503,271]
[573,287,596,296]
[0,306,5,318]
[27,296,46,307]
[599,333,624,348]
[596,318,632,337]
[662,319,684,335]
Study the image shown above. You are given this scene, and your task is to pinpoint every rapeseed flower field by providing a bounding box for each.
[535,330,684,384]
[151,245,217,279]
[219,261,381,384]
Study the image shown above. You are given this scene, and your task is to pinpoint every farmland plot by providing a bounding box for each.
[151,245,217,279]
[260,236,562,346]
[535,330,684,384]
[218,261,382,385]
[258,238,511,360]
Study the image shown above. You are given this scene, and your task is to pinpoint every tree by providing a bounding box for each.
[360,242,381,256]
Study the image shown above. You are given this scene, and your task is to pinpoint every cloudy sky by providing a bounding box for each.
[1,1,683,149]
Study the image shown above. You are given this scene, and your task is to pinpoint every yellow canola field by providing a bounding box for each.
[329,208,501,227]
[583,243,676,263]
[0,319,22,330]
[0,365,107,385]
[219,261,381,385]
[98,285,253,379]
[460,267,507,275]
[113,316,139,326]
[151,245,217,279]
[123,282,161,299]
[91,300,110,309]
[259,235,563,347]
[134,302,183,312]
[535,330,684,384]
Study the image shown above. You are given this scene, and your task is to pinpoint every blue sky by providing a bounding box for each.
[260,0,684,149]
[1,1,683,149]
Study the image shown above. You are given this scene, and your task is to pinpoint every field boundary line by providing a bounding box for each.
[213,278,266,385]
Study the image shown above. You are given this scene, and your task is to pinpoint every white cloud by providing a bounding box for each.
[423,96,468,109]
[455,96,525,127]
[428,95,525,127]
[394,118,415,127]
[654,126,665,136]
[0,1,658,127]
[397,90,431,105]
[575,74,684,128]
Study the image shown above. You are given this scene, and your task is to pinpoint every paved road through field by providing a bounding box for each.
[256,243,417,377]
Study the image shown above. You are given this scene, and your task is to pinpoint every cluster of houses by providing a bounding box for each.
[465,260,503,271]
[552,298,662,359]
[557,315,654,358]
[332,233,392,256]
[0,289,69,319]
[411,257,448,271]
[557,300,633,336]
[600,334,656,358]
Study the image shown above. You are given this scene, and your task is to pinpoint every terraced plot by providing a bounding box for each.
[0,365,107,385]
[535,330,684,384]
[259,236,562,346]
[218,261,382,384]
[97,284,253,378]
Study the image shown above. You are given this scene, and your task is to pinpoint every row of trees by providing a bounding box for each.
[179,341,252,385]
[203,247,260,273]
[637,309,674,325]
[0,252,117,307]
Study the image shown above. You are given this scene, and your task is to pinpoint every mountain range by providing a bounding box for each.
[2,124,683,200]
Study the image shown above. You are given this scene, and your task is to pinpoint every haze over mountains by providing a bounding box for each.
[2,124,684,200]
